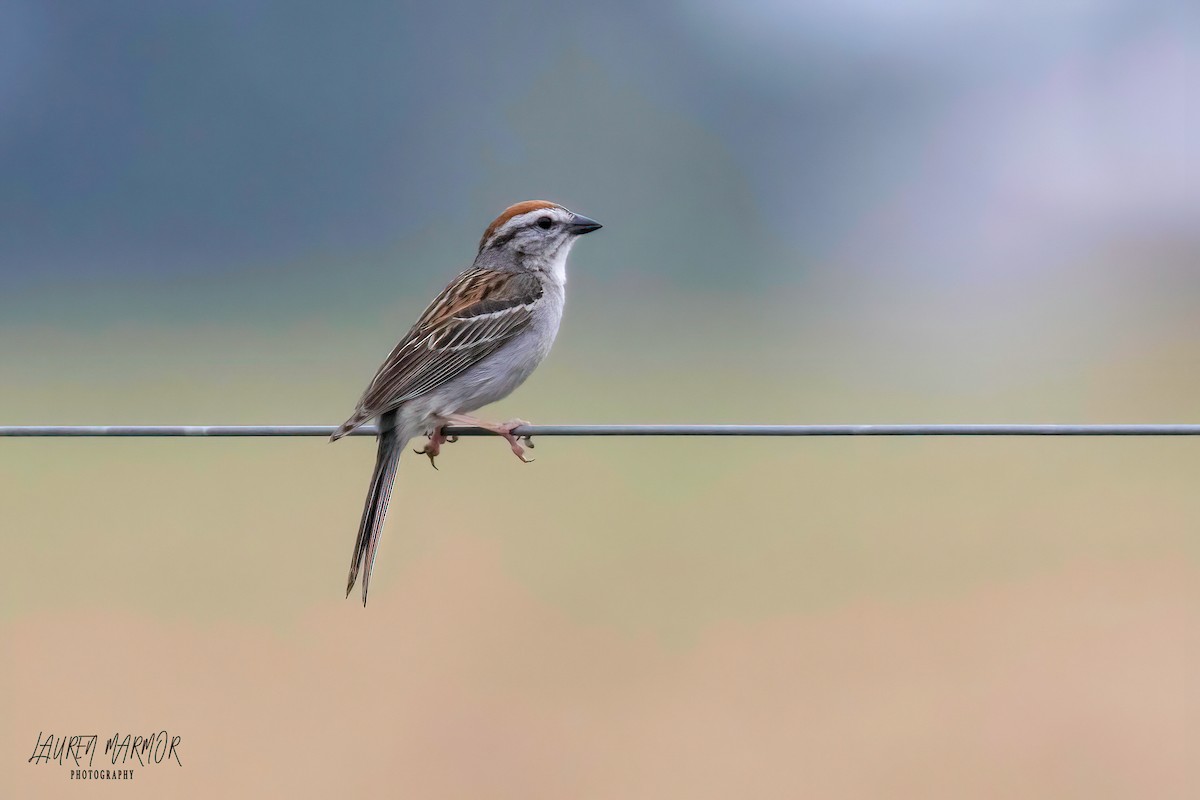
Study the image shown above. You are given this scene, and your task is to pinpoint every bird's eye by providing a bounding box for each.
[536,217,554,230]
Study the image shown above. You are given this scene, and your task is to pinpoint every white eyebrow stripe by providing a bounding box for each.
[490,207,570,239]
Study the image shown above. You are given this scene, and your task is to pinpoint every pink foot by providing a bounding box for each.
[444,414,536,463]
[496,419,534,463]
[413,426,457,470]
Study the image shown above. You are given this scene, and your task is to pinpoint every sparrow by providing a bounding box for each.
[332,200,602,605]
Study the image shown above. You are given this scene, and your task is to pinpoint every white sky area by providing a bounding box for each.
[678,0,1196,274]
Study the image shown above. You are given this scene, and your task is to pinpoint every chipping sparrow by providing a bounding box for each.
[332,200,602,605]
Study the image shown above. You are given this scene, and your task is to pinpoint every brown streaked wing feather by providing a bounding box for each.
[351,269,542,419]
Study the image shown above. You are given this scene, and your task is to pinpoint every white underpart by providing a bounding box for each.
[544,242,571,286]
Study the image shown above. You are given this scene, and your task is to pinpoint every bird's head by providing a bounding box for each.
[476,200,601,277]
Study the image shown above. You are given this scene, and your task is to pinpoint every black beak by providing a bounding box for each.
[567,213,602,235]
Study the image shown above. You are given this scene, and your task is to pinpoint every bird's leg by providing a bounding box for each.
[444,414,535,463]
[413,425,455,470]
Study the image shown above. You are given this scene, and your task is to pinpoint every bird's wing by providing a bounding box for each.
[344,268,543,429]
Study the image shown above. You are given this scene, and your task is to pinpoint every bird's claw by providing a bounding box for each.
[413,444,439,470]
[414,426,457,470]
[496,420,535,463]
[503,434,534,463]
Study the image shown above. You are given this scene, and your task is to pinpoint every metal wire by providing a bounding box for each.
[2,424,1200,437]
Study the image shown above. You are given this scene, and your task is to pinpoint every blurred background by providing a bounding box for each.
[1,1,1197,797]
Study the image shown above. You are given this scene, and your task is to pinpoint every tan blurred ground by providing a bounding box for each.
[2,547,1196,798]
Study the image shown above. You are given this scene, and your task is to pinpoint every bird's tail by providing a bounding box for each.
[346,412,406,606]
[330,408,372,442]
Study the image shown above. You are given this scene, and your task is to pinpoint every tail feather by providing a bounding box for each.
[345,413,405,606]
[331,409,372,442]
